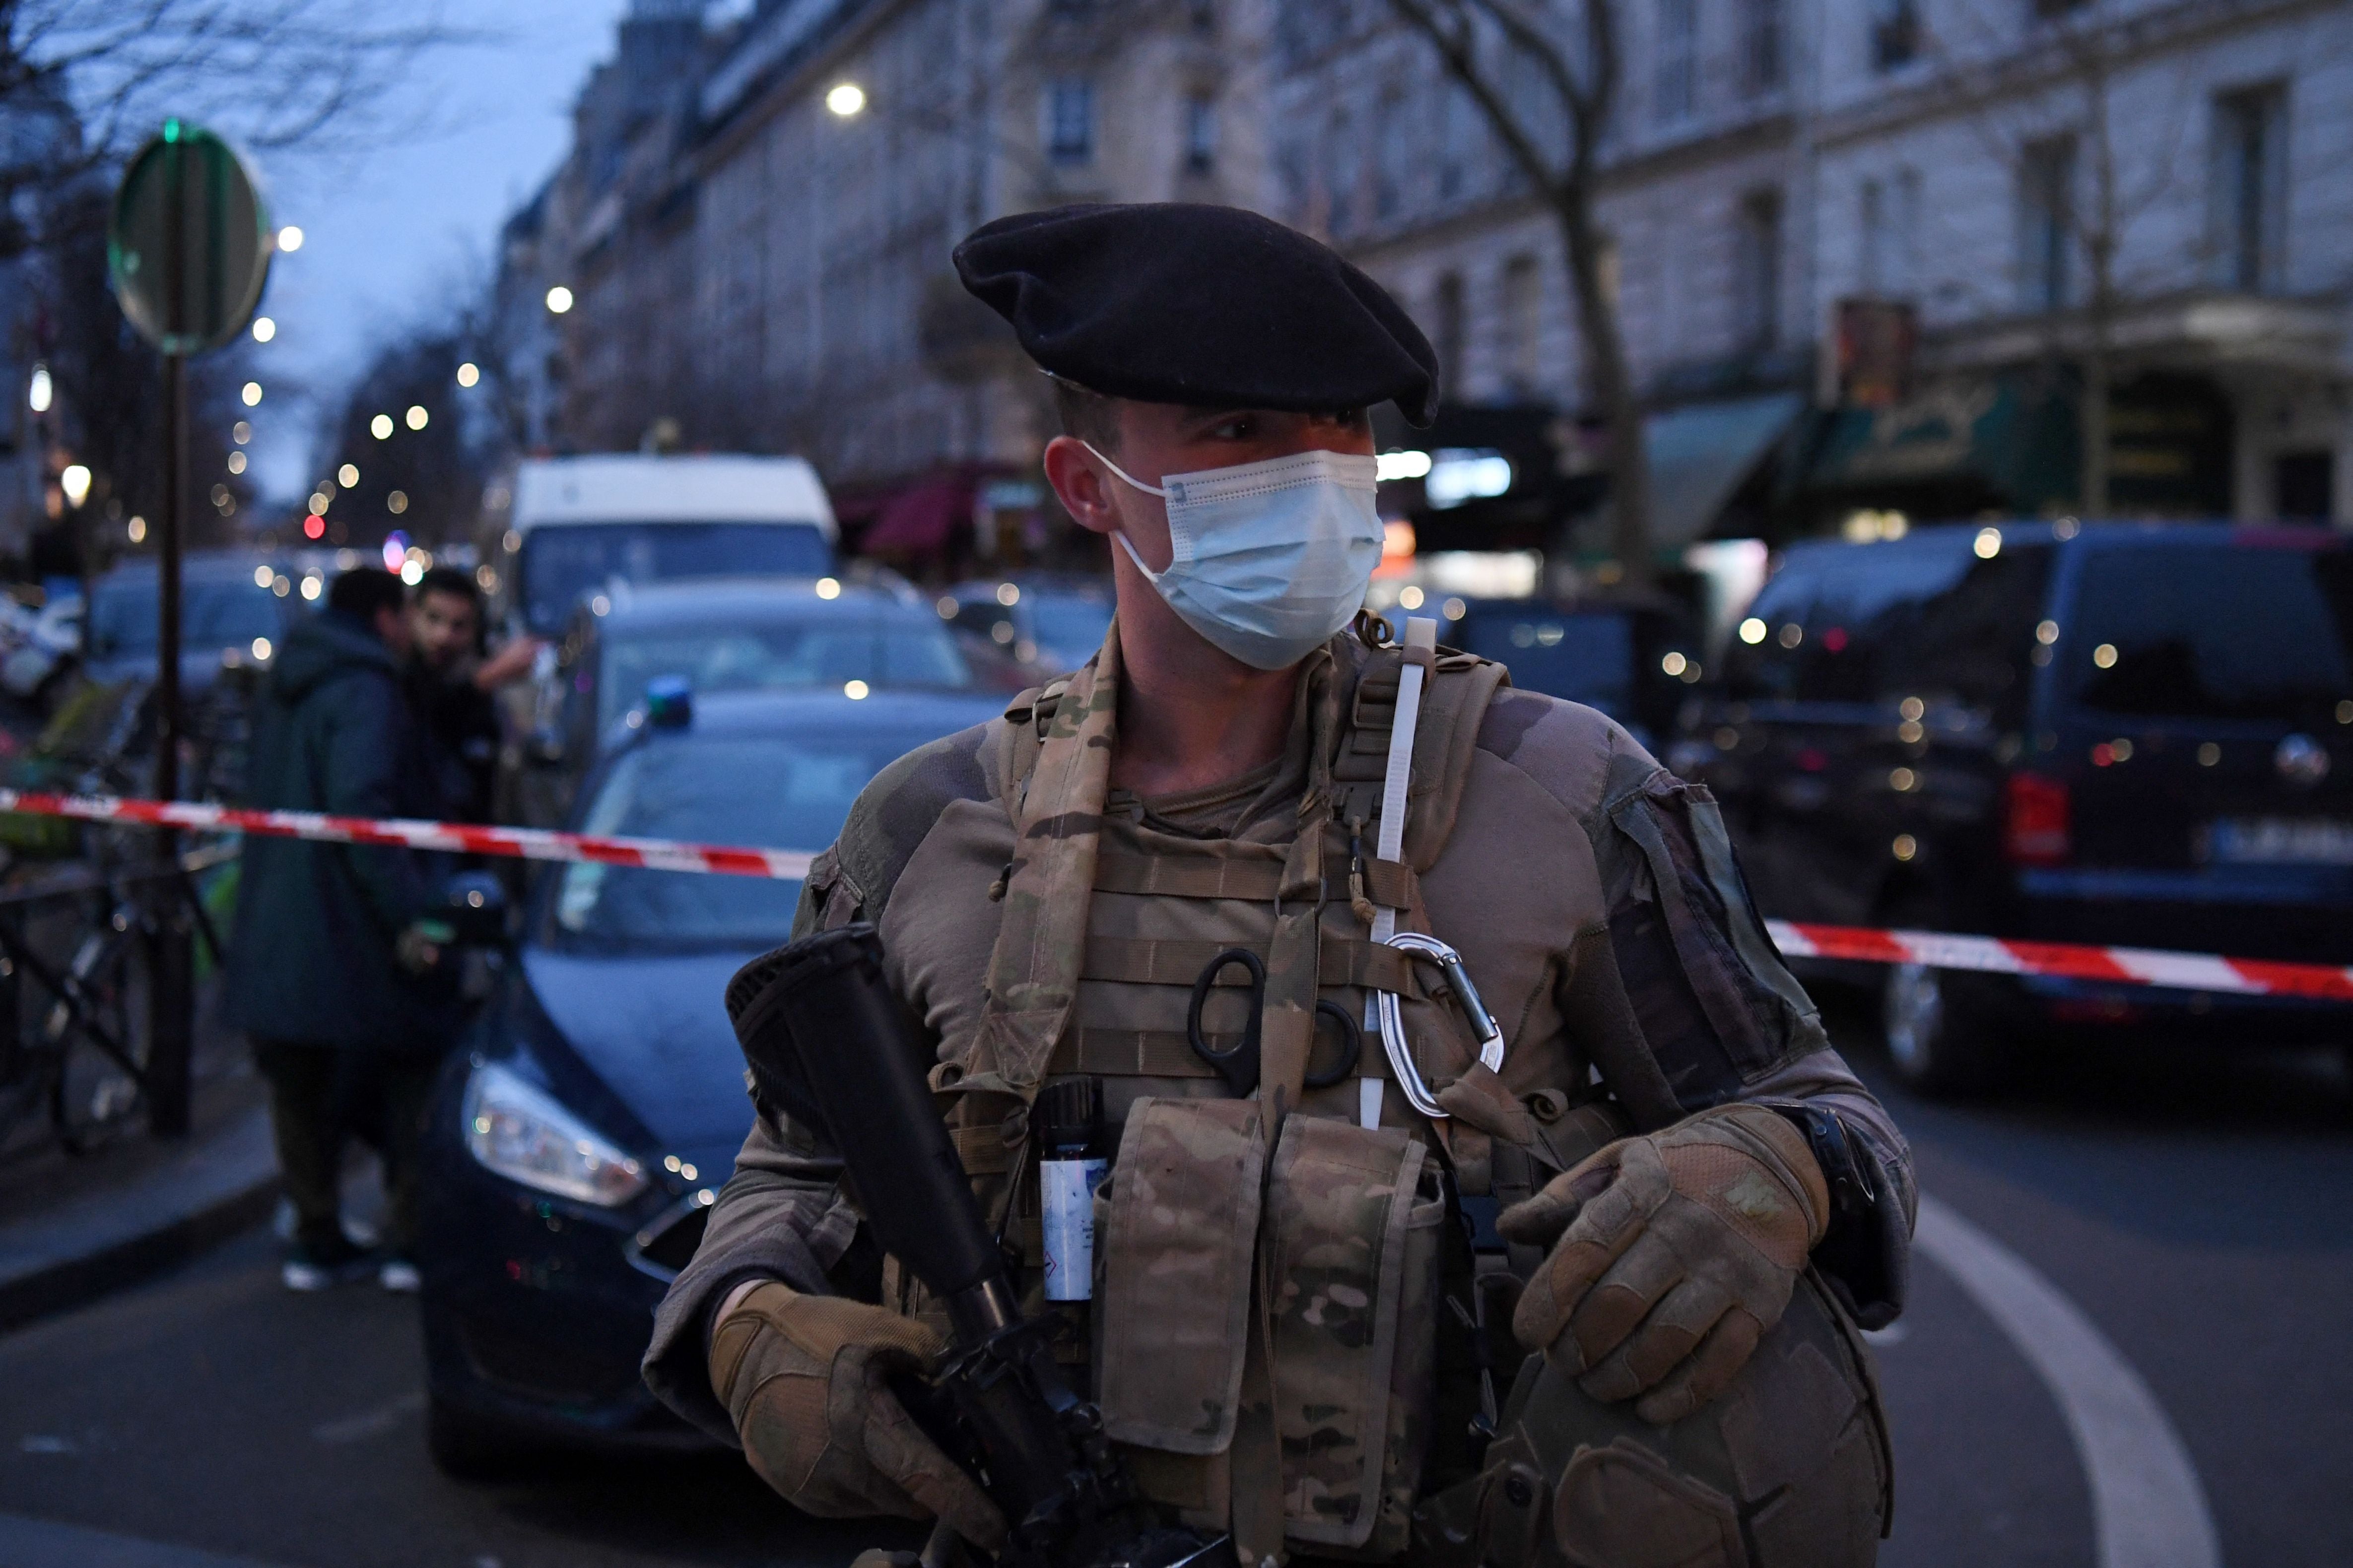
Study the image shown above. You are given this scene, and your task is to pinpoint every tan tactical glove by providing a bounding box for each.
[1499,1104,1830,1426]
[709,1283,1006,1550]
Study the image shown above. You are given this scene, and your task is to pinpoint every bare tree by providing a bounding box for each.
[1922,0,2298,515]
[1382,0,1653,586]
[2,0,468,262]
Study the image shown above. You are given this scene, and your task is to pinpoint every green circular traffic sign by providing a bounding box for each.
[107,121,273,356]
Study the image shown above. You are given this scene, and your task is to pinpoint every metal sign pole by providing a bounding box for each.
[105,121,271,1139]
[147,147,192,1138]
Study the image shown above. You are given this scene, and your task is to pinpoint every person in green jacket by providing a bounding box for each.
[225,567,459,1293]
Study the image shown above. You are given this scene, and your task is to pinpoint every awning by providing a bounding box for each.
[859,479,972,556]
[1797,376,2076,511]
[1644,392,1807,547]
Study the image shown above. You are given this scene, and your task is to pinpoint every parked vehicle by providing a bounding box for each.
[499,455,837,636]
[1672,522,2353,1093]
[1436,595,1700,752]
[0,590,81,703]
[514,576,987,826]
[82,554,301,696]
[939,573,1114,674]
[417,684,1004,1469]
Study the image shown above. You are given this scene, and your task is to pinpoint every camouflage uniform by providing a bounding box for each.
[647,626,1912,1566]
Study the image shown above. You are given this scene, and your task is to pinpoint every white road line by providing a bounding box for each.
[0,1512,297,1568]
[1914,1194,2220,1568]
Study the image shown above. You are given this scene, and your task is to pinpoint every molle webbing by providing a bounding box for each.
[1077,934,1438,997]
[1093,846,1418,910]
[1063,1027,1389,1081]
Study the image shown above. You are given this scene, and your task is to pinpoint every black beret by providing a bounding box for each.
[953,203,1441,426]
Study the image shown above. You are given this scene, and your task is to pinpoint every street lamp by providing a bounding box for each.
[545,285,574,315]
[825,82,867,118]
[60,464,92,508]
[27,364,52,413]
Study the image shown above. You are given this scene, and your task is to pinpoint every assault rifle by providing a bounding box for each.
[725,923,1233,1568]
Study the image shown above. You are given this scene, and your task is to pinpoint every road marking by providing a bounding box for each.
[0,1511,297,1568]
[1914,1194,2220,1568]
[309,1389,424,1445]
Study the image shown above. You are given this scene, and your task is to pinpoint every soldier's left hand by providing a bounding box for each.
[1497,1104,1830,1425]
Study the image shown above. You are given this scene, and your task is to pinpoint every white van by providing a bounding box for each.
[498,454,838,634]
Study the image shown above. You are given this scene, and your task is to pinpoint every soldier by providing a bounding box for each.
[645,203,1911,1568]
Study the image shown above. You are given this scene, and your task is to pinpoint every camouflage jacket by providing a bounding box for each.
[643,633,1915,1443]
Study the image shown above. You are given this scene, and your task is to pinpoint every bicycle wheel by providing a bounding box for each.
[48,914,153,1153]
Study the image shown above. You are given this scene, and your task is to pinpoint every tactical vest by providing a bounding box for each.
[888,621,1632,1564]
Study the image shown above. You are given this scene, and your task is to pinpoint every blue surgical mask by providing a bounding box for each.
[1085,444,1384,670]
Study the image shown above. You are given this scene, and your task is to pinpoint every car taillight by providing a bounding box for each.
[2004,772,2071,865]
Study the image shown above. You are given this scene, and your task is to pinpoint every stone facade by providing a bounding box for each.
[504,0,2351,534]
[1272,0,2352,527]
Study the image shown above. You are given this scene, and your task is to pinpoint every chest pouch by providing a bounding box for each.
[1094,1097,1447,1556]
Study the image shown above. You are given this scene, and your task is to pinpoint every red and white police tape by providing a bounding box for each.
[0,787,816,882]
[4,786,2345,1003]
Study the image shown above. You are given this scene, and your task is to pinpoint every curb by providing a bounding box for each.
[0,1104,279,1333]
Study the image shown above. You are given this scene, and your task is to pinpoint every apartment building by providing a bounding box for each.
[1271,0,2352,546]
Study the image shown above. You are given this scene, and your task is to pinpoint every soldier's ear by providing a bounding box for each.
[1042,435,1119,537]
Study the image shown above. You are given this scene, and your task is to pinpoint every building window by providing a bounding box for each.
[1438,84,1475,202]
[1860,169,1919,295]
[2017,135,2074,311]
[2211,83,2287,293]
[1743,0,1783,95]
[1432,272,1467,391]
[1046,79,1094,166]
[1501,254,1542,396]
[1184,93,1217,175]
[1656,0,1697,124]
[1325,111,1358,234]
[1375,87,1409,219]
[1737,189,1782,349]
[1870,0,1917,69]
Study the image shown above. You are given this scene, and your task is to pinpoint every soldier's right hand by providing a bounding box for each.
[709,1283,1007,1551]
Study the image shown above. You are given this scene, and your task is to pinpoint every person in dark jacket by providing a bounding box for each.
[403,565,521,826]
[226,568,458,1293]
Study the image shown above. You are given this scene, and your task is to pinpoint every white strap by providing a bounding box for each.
[1362,615,1437,1124]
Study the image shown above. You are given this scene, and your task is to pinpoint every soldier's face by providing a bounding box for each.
[1046,402,1375,573]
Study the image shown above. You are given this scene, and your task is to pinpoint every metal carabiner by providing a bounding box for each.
[1374,931,1507,1119]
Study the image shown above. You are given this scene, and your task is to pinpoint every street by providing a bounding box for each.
[0,1003,2345,1568]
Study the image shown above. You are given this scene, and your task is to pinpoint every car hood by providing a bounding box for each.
[522,948,762,1152]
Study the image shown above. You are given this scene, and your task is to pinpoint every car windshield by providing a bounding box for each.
[599,617,972,731]
[2069,543,2353,725]
[89,577,281,656]
[1027,593,1113,657]
[549,728,937,950]
[1457,610,1633,710]
[520,523,832,633]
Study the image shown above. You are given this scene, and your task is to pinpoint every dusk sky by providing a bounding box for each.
[242,0,632,502]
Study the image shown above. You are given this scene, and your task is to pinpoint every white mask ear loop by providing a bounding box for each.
[1081,442,1171,582]
[1079,441,1168,498]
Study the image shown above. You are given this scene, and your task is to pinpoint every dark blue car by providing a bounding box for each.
[1674,522,2353,1094]
[417,684,1005,1471]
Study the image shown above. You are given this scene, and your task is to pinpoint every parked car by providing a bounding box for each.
[939,573,1115,674]
[0,590,81,703]
[417,683,1005,1469]
[1672,521,2353,1093]
[514,576,987,826]
[497,454,838,637]
[1434,595,1700,751]
[82,554,301,696]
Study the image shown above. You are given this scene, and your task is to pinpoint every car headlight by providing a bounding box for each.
[462,1060,648,1207]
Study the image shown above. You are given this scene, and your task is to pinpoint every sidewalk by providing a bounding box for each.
[0,1006,280,1333]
